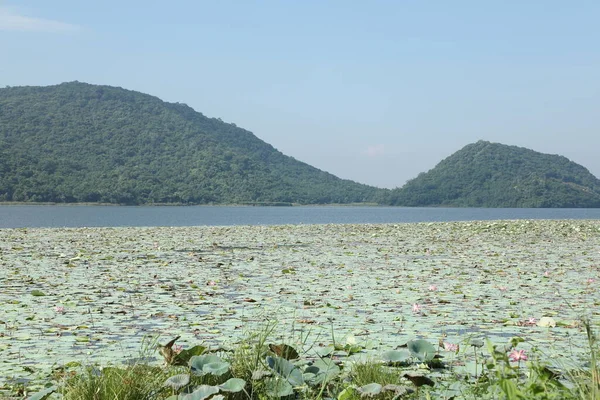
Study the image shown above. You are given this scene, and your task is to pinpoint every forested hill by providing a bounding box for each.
[0,82,384,205]
[388,141,600,207]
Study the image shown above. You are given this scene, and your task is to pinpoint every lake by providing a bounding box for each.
[1,205,600,228]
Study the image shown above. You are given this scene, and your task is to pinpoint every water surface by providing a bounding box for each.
[1,205,599,228]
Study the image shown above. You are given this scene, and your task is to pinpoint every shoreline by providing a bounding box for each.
[0,202,382,207]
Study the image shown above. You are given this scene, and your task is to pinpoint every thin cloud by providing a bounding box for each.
[0,6,80,32]
[364,144,385,157]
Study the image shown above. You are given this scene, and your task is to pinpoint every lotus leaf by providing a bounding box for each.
[314,345,335,357]
[189,354,230,376]
[457,360,482,376]
[537,317,557,328]
[266,355,304,386]
[304,366,320,375]
[218,377,246,392]
[407,339,436,362]
[335,343,363,355]
[264,377,294,397]
[382,384,411,395]
[381,350,411,364]
[164,374,190,390]
[303,358,340,385]
[27,385,56,400]
[312,358,340,378]
[203,362,230,376]
[179,385,220,400]
[358,382,382,397]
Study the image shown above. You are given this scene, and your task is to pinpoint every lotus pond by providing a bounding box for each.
[1,220,599,396]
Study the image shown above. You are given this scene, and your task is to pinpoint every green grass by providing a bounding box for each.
[60,364,169,400]
[566,320,600,400]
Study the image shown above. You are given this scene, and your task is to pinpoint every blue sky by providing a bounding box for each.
[1,1,599,188]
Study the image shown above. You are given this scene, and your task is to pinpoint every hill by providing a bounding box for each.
[0,82,384,205]
[388,141,600,207]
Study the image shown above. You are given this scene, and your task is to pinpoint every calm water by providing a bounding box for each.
[1,205,600,228]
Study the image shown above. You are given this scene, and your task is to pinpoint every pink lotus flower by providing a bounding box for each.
[526,317,537,326]
[498,286,507,292]
[508,349,528,362]
[173,344,183,354]
[412,303,422,313]
[428,285,438,291]
[54,306,66,314]
[544,270,550,277]
[207,280,217,286]
[443,342,459,352]
[587,278,595,284]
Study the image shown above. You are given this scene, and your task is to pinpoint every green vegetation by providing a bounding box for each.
[0,82,383,205]
[2,83,600,207]
[388,141,600,207]
[15,319,600,400]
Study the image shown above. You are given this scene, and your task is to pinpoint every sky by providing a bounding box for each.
[1,1,599,189]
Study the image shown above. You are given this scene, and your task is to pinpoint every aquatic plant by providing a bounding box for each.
[6,220,600,399]
[22,319,600,400]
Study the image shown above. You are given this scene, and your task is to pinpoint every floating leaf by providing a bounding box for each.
[407,339,436,362]
[27,386,56,400]
[30,290,46,296]
[314,345,334,357]
[538,317,557,328]
[381,350,411,364]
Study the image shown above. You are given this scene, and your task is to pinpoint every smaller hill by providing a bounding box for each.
[388,141,600,208]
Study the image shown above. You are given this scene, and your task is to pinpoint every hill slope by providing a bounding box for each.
[388,141,600,207]
[0,82,383,205]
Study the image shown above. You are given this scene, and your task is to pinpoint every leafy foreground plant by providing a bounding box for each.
[26,319,600,400]
[462,337,572,400]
